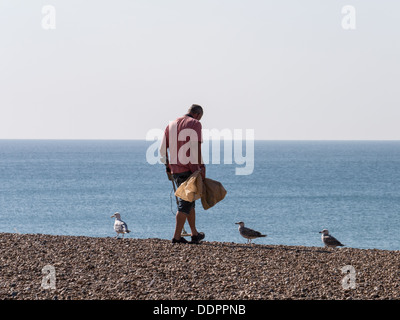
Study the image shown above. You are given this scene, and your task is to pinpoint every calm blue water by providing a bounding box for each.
[0,140,399,250]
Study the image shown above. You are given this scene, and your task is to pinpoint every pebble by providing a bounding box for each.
[0,233,399,300]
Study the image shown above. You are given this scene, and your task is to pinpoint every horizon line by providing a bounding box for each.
[1,138,400,142]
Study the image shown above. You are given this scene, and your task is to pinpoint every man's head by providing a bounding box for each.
[188,104,203,121]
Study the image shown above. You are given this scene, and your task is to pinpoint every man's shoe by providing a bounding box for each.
[172,237,189,244]
[190,232,205,244]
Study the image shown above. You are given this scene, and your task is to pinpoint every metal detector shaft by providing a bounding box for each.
[167,170,190,237]
[169,173,179,207]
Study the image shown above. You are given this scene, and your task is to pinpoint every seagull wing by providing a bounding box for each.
[242,227,266,238]
[324,235,344,246]
[121,221,130,233]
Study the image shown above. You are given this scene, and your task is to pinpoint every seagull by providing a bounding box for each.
[319,229,344,248]
[111,212,131,238]
[235,221,267,244]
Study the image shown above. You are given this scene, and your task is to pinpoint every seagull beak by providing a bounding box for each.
[319,231,322,233]
[111,215,115,218]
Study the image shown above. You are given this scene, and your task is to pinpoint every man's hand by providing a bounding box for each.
[165,164,173,181]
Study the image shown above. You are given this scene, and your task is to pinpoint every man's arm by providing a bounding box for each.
[160,130,172,179]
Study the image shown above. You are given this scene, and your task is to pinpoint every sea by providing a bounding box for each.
[0,140,399,251]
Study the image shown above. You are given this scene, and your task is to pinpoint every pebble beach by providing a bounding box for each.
[0,233,399,300]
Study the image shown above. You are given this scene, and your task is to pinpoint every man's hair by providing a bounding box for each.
[188,104,203,115]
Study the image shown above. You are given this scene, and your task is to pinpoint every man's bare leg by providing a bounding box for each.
[186,207,198,237]
[173,211,187,240]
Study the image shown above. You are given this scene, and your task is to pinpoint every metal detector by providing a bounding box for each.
[166,169,191,237]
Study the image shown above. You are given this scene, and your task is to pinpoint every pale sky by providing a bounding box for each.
[1,0,399,140]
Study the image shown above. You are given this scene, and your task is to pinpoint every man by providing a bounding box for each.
[160,104,206,244]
